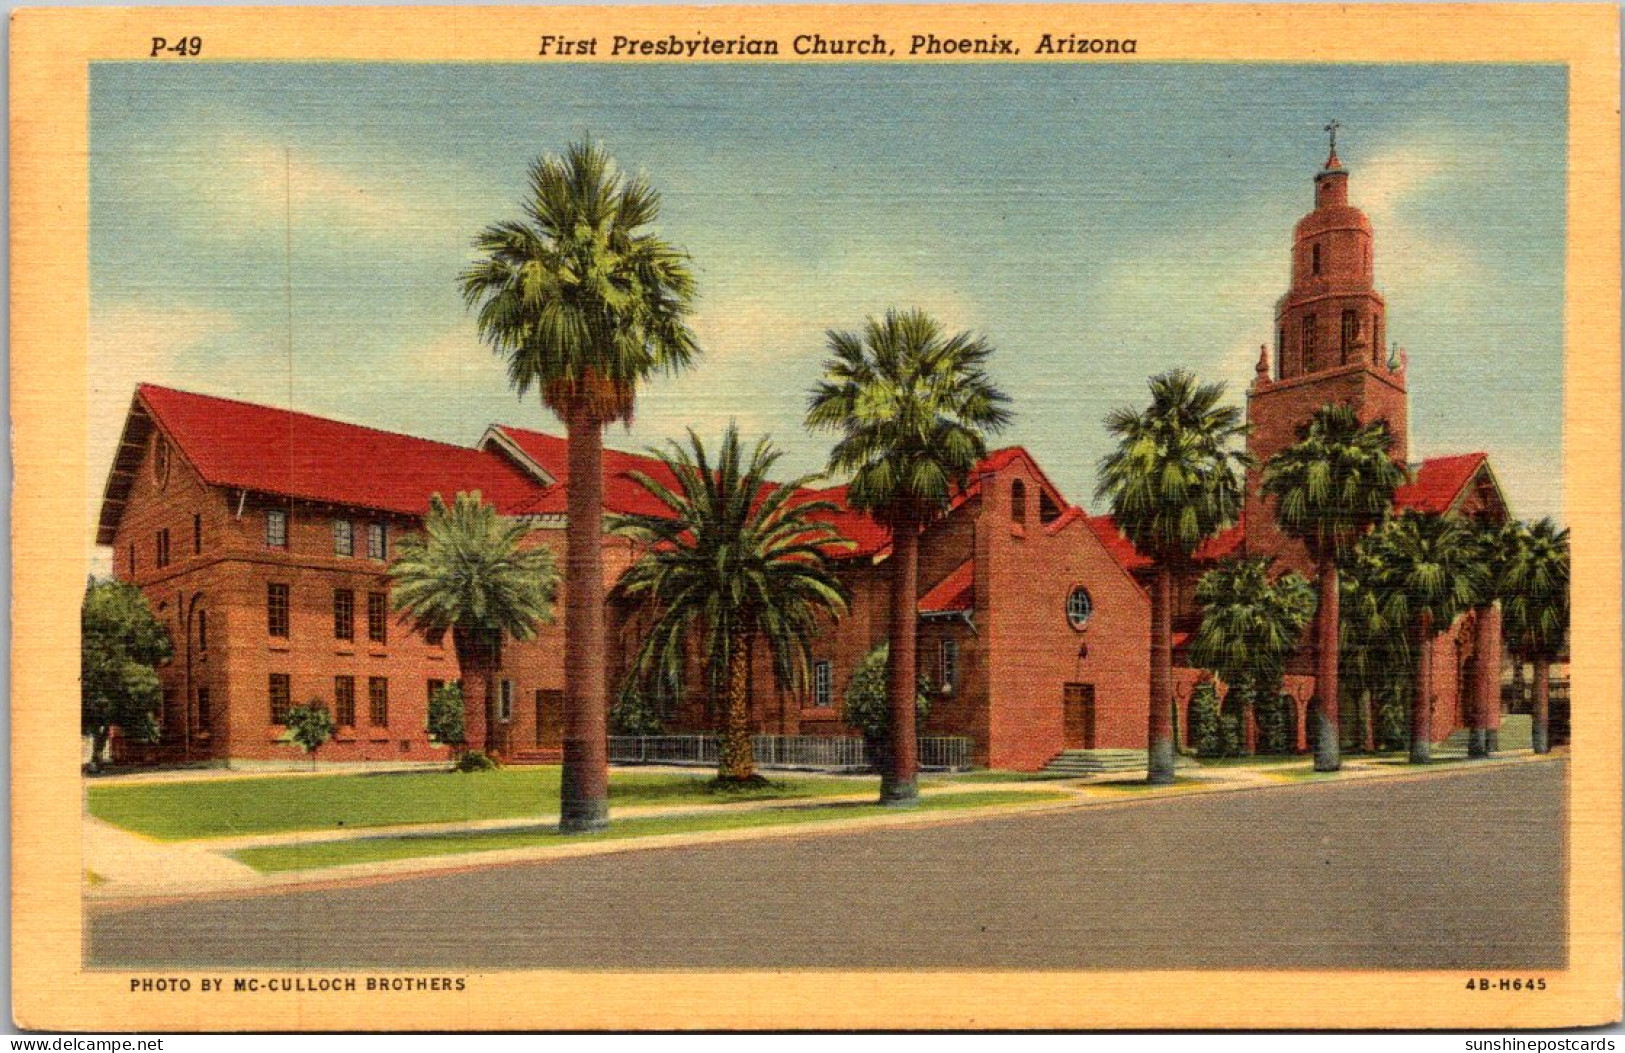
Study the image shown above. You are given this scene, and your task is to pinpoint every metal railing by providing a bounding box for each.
[607,734,974,772]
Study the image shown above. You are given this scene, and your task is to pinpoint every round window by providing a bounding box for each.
[1066,586,1093,631]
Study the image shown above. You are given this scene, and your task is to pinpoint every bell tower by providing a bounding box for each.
[1244,125,1410,572]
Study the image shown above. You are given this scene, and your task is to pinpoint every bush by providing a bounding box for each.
[1255,691,1295,754]
[1190,683,1241,758]
[454,750,500,772]
[285,702,336,770]
[841,644,930,747]
[427,682,466,748]
[610,684,666,736]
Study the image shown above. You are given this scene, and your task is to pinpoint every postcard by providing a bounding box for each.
[10,2,1621,1032]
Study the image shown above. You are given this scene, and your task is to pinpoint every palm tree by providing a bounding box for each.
[460,139,698,832]
[389,492,558,758]
[1262,404,1407,772]
[1189,557,1316,755]
[1497,518,1569,754]
[1096,370,1248,784]
[610,425,851,784]
[806,309,1011,805]
[1362,510,1489,763]
[1339,540,1413,753]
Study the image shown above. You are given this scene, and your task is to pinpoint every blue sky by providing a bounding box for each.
[89,61,1566,555]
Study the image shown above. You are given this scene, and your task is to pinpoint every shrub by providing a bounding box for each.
[1255,691,1295,754]
[1189,683,1235,758]
[454,750,500,772]
[427,682,466,748]
[841,644,930,749]
[610,684,666,736]
[285,702,336,770]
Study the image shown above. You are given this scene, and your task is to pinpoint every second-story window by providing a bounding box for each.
[267,582,290,638]
[265,509,288,549]
[333,519,354,557]
[197,610,208,653]
[1301,314,1318,373]
[368,676,389,727]
[500,680,514,723]
[155,528,171,569]
[367,523,388,561]
[1011,479,1027,526]
[367,592,388,644]
[941,638,959,693]
[1311,242,1322,276]
[813,660,832,709]
[333,589,354,641]
[127,544,136,577]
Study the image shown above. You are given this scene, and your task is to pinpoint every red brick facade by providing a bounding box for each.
[96,149,1513,771]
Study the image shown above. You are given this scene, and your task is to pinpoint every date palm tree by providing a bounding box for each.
[1262,404,1406,771]
[460,139,698,831]
[389,492,558,758]
[806,309,1011,805]
[610,424,850,784]
[1497,518,1569,754]
[1361,510,1489,763]
[1189,557,1316,755]
[1097,370,1248,784]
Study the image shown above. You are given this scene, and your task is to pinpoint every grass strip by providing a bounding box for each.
[231,789,1069,874]
[88,767,874,841]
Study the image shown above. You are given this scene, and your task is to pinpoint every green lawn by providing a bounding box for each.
[1192,754,1305,768]
[87,767,875,841]
[231,789,1070,873]
[925,769,1083,784]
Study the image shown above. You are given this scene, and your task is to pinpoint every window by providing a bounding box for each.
[197,610,208,653]
[1311,242,1321,276]
[1341,309,1358,363]
[368,677,389,727]
[1300,314,1317,373]
[367,592,388,644]
[153,435,171,487]
[1066,586,1094,631]
[1277,328,1286,376]
[940,638,959,693]
[265,509,288,549]
[367,523,388,561]
[655,668,682,716]
[334,675,356,727]
[193,513,202,555]
[266,582,290,637]
[127,544,135,576]
[333,589,354,641]
[333,519,354,557]
[269,673,291,724]
[155,528,171,569]
[499,680,514,723]
[195,686,211,730]
[813,660,833,709]
[1010,479,1027,526]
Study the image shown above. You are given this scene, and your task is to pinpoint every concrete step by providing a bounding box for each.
[1041,749,1198,775]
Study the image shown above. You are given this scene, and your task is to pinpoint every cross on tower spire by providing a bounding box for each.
[1323,119,1343,169]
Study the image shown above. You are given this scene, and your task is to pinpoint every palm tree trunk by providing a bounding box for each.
[718,630,755,782]
[881,506,921,806]
[560,408,610,833]
[1314,560,1341,772]
[455,637,489,759]
[1410,612,1434,764]
[1531,657,1551,754]
[1468,605,1493,758]
[1359,688,1375,753]
[1242,681,1258,755]
[1147,565,1175,784]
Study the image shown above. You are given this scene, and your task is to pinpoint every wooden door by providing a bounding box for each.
[1063,683,1096,749]
[535,689,564,749]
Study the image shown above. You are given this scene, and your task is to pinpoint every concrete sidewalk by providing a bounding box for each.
[83,749,1556,905]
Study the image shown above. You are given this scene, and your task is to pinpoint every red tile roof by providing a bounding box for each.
[1394,452,1488,514]
[132,384,549,518]
[1085,517,1246,572]
[918,559,975,614]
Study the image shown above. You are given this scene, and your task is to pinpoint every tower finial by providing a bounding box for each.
[1323,119,1343,169]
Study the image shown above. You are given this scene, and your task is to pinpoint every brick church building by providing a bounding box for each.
[95,146,1511,770]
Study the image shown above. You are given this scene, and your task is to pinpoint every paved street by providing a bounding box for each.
[88,759,1565,971]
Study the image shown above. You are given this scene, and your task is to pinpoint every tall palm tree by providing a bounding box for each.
[1189,557,1316,755]
[610,424,851,784]
[1362,510,1489,763]
[460,139,698,832]
[1097,370,1248,784]
[806,309,1011,805]
[1339,539,1413,753]
[1262,404,1406,772]
[1497,518,1569,754]
[389,492,558,758]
